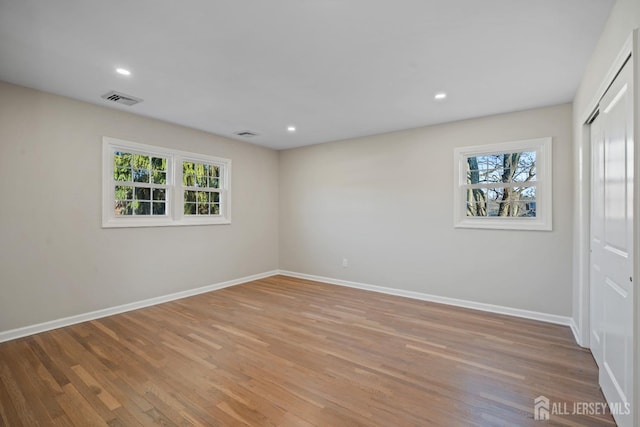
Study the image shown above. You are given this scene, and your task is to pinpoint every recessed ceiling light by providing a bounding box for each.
[434,92,447,100]
[287,126,296,132]
[116,68,131,76]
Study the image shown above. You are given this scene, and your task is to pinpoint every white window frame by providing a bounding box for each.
[102,137,231,228]
[453,137,552,231]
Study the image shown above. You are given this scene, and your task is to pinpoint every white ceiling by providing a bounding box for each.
[0,0,614,150]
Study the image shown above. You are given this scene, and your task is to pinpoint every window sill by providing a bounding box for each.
[454,217,551,231]
[102,217,231,228]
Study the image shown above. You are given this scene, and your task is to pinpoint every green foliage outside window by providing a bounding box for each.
[113,151,167,216]
[182,161,221,216]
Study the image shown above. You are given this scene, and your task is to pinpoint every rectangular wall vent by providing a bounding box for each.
[234,131,259,137]
[101,91,143,106]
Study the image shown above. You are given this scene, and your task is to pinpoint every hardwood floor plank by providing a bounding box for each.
[55,383,109,427]
[0,356,45,426]
[0,370,22,427]
[71,365,121,411]
[0,276,614,426]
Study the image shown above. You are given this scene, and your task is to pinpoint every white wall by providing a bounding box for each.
[279,103,573,316]
[572,0,640,344]
[0,82,279,332]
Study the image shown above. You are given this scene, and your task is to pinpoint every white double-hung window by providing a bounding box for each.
[453,137,552,231]
[102,137,231,228]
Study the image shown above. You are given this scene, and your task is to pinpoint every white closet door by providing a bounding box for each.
[590,58,634,427]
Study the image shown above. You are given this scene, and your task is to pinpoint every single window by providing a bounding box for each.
[103,137,231,228]
[182,160,223,217]
[113,152,169,217]
[453,137,552,231]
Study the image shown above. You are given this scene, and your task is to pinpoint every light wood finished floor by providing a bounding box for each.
[0,275,614,426]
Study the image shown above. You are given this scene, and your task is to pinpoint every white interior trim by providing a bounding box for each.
[0,270,279,343]
[570,317,581,346]
[582,37,634,121]
[279,270,572,327]
[634,30,640,427]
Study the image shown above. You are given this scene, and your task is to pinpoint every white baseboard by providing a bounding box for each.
[279,270,573,328]
[0,270,576,344]
[0,270,279,343]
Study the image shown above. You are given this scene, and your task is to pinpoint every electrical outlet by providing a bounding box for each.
[342,258,349,267]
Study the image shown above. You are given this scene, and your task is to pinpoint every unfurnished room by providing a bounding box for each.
[1,1,639,426]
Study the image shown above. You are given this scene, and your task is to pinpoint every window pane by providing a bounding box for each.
[183,174,195,186]
[152,189,166,201]
[211,203,220,215]
[114,167,132,182]
[466,202,486,217]
[513,151,536,182]
[134,201,150,215]
[210,192,220,203]
[209,178,220,189]
[115,185,133,200]
[494,201,533,217]
[196,176,207,187]
[487,202,500,217]
[133,169,150,183]
[151,157,166,171]
[486,167,503,183]
[503,153,522,174]
[152,171,166,184]
[466,183,538,218]
[114,201,133,216]
[488,187,504,202]
[489,187,509,203]
[467,156,512,183]
[135,187,151,200]
[465,188,487,216]
[466,151,536,184]
[487,154,502,167]
[466,157,483,184]
[208,166,220,178]
[184,202,196,215]
[518,186,536,200]
[152,202,166,215]
[466,170,479,184]
[477,156,490,172]
[489,152,535,184]
[198,203,209,215]
[512,201,536,217]
[197,191,208,203]
[486,186,538,217]
[114,152,132,167]
[185,190,196,202]
[488,186,537,202]
[195,163,207,177]
[183,161,196,186]
[133,154,150,169]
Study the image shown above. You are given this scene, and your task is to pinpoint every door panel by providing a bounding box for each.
[590,58,633,427]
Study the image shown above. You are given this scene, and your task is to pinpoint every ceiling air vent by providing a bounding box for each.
[101,90,143,106]
[234,131,259,137]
